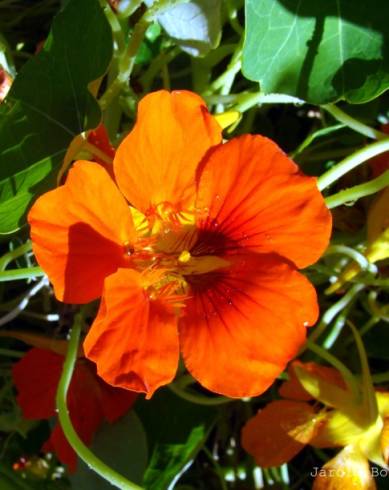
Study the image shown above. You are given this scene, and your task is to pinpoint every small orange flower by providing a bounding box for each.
[242,361,389,489]
[28,90,332,399]
[12,348,137,472]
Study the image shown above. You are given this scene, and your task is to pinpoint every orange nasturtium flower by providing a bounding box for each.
[242,361,389,489]
[13,348,137,472]
[28,90,331,399]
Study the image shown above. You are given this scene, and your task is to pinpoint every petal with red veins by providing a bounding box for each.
[195,135,332,268]
[179,254,318,398]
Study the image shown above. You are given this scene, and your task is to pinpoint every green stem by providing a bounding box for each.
[56,314,143,490]
[308,283,364,344]
[140,47,180,92]
[347,321,378,423]
[210,43,242,93]
[322,104,387,140]
[231,92,304,113]
[325,170,389,209]
[100,0,183,110]
[372,372,389,384]
[358,317,380,338]
[0,348,23,358]
[367,290,388,320]
[0,267,44,282]
[322,303,352,349]
[168,383,232,406]
[99,16,149,110]
[102,0,126,53]
[325,245,375,273]
[202,447,228,490]
[318,138,389,190]
[0,241,32,271]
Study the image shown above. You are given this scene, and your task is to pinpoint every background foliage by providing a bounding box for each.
[0,0,388,489]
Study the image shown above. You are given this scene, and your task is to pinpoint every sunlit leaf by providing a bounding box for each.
[0,0,112,234]
[137,389,217,489]
[145,0,221,56]
[243,0,389,104]
[143,426,207,490]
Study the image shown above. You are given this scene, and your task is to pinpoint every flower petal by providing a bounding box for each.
[84,268,179,398]
[312,446,376,490]
[28,161,135,303]
[43,425,78,472]
[12,348,60,419]
[114,90,222,213]
[241,400,317,467]
[195,135,332,268]
[280,361,347,401]
[98,380,138,423]
[179,254,318,398]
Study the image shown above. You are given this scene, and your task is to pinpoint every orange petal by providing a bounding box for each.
[28,161,135,303]
[114,90,222,214]
[241,400,317,467]
[312,446,376,490]
[84,268,179,398]
[179,254,318,398]
[280,361,347,401]
[195,135,332,268]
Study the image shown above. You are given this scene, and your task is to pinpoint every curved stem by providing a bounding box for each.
[231,92,304,113]
[322,104,387,140]
[0,277,47,327]
[325,170,389,209]
[0,241,32,271]
[0,348,23,358]
[318,138,389,190]
[321,303,352,349]
[307,283,364,344]
[99,17,149,110]
[56,314,143,490]
[325,245,375,273]
[372,372,389,384]
[0,267,44,282]
[347,321,378,423]
[168,383,232,406]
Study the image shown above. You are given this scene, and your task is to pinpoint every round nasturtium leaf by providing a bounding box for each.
[242,0,389,104]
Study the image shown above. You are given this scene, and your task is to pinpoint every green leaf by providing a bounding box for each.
[70,412,148,490]
[0,466,33,490]
[242,0,389,104]
[291,124,345,157]
[136,389,218,490]
[145,0,222,57]
[0,0,112,234]
[143,426,207,490]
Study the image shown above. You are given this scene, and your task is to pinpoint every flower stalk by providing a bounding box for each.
[318,138,389,190]
[56,313,143,490]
